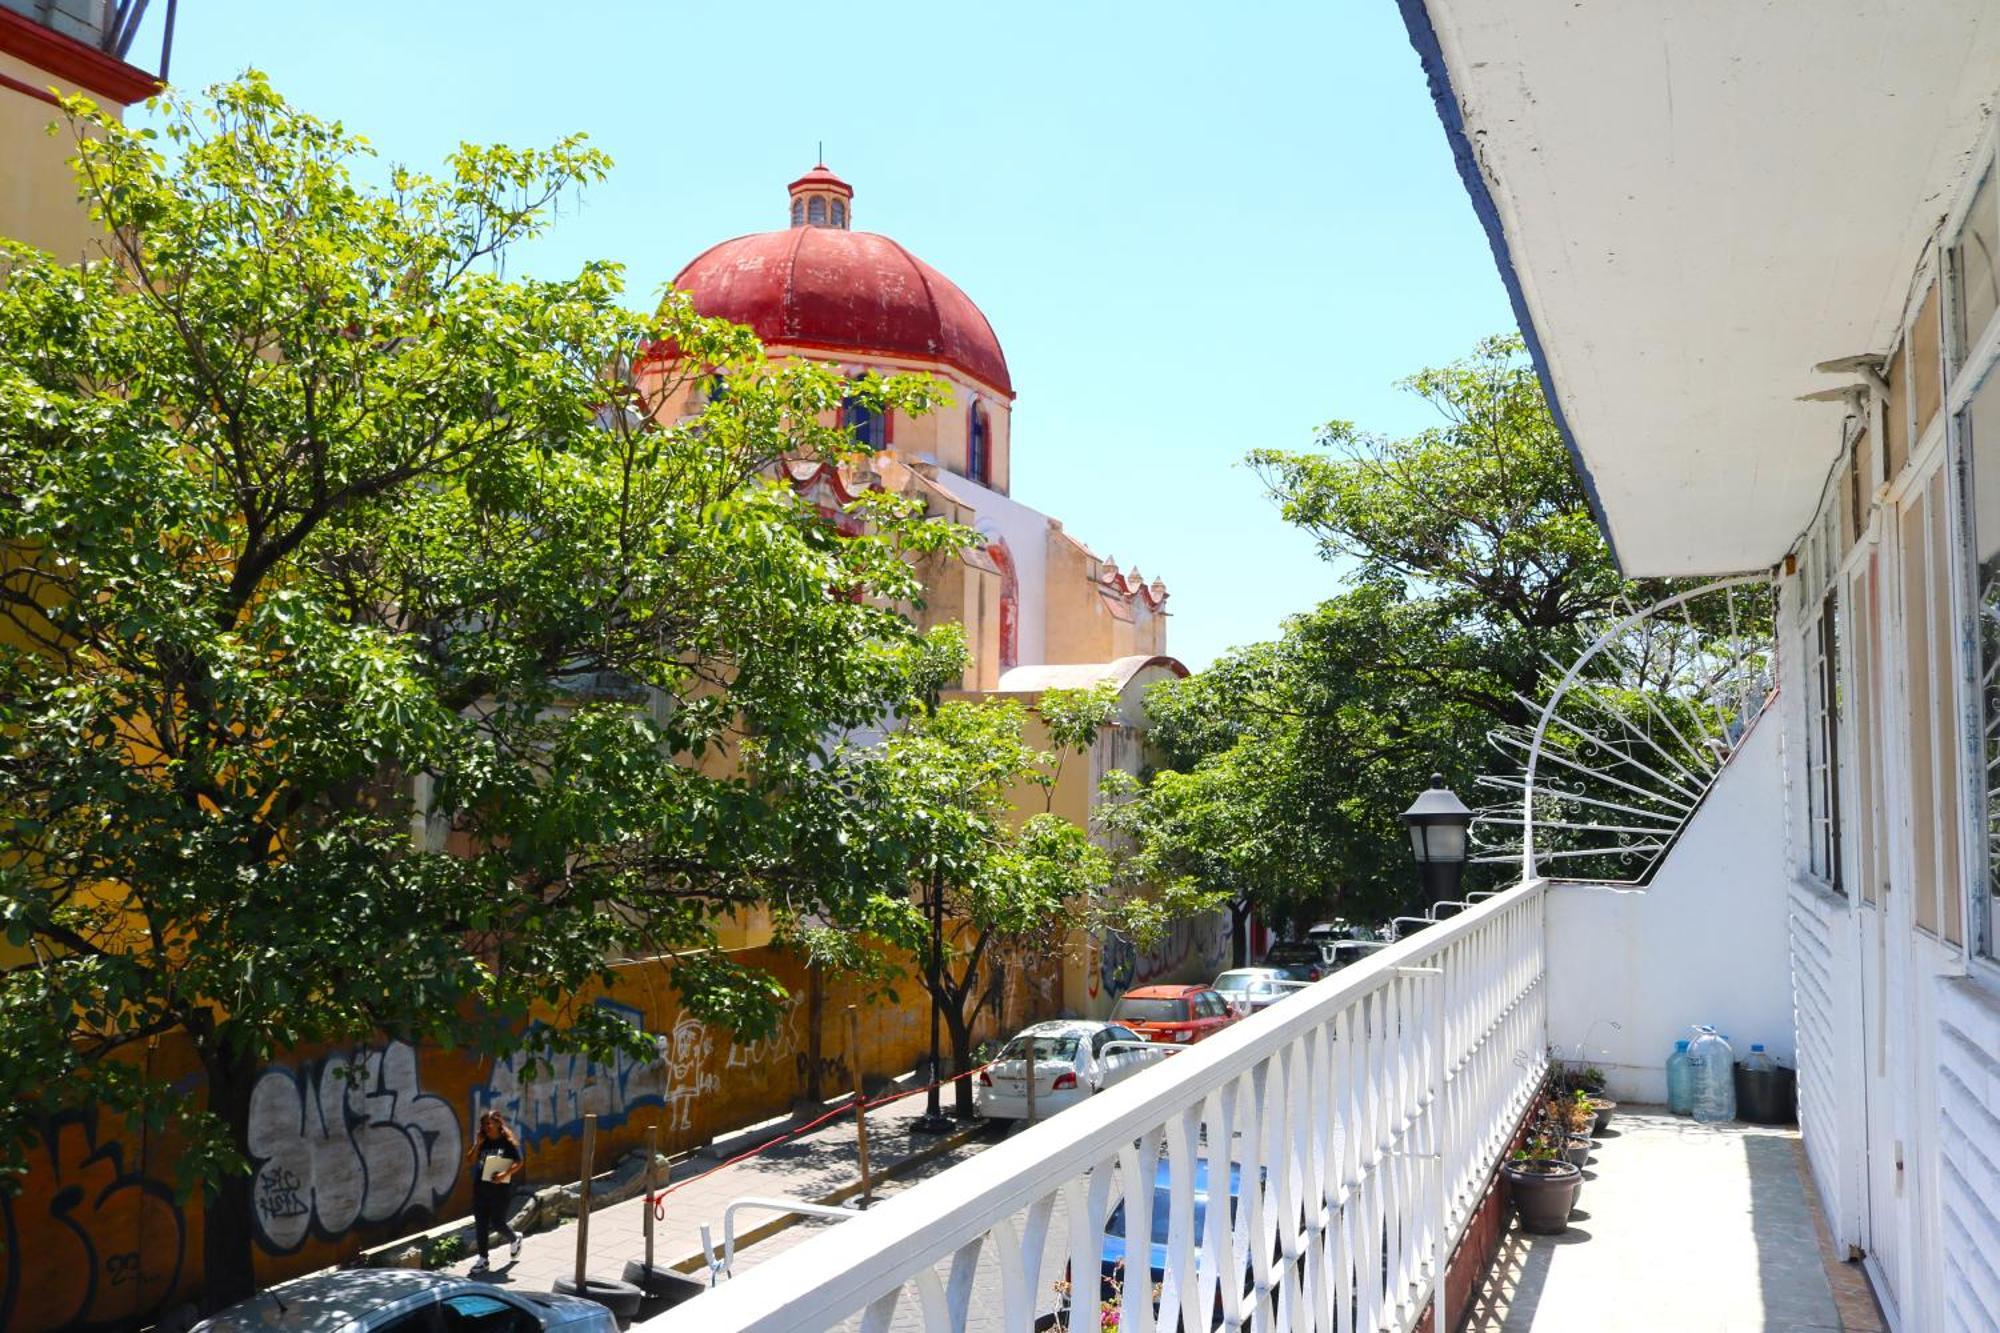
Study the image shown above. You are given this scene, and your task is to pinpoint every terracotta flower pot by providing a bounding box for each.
[1504,1158,1582,1234]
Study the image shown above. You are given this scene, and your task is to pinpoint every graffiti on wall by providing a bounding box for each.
[474,999,670,1145]
[1101,911,1229,998]
[0,1110,187,1332]
[661,1014,717,1132]
[247,1040,461,1254]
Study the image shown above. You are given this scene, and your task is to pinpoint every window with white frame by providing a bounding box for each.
[1950,149,2000,958]
[1799,505,1843,891]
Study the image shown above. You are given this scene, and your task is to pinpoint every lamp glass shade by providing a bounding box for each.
[1419,821,1467,864]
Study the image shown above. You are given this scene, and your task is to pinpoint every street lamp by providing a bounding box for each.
[912,867,956,1136]
[1402,773,1473,905]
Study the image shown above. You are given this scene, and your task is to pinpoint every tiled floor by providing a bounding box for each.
[1464,1107,1885,1331]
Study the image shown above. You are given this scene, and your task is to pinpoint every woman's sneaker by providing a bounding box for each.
[509,1235,523,1262]
[470,1255,489,1273]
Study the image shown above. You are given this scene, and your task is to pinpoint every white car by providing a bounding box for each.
[191,1269,615,1333]
[973,1019,1161,1121]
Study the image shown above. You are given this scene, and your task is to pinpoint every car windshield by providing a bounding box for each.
[997,1035,1079,1062]
[1112,997,1187,1023]
[1214,971,1269,991]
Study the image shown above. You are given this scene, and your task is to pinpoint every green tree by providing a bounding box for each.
[867,687,1114,1119]
[1139,335,1663,928]
[0,76,961,1306]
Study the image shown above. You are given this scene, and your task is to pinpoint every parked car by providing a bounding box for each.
[1098,1158,1246,1299]
[1109,984,1238,1045]
[1211,967,1305,1015]
[191,1270,614,1333]
[974,1020,1158,1121]
[1259,940,1327,982]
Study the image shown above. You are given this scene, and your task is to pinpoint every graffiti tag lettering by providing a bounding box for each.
[0,1110,186,1332]
[474,1000,669,1145]
[246,1040,461,1253]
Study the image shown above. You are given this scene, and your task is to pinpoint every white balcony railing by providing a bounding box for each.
[653,881,1548,1333]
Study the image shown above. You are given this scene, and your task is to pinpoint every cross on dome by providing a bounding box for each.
[788,163,853,230]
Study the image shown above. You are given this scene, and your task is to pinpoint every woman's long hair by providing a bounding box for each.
[477,1111,521,1153]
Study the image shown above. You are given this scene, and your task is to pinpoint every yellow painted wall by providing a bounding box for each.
[0,60,112,260]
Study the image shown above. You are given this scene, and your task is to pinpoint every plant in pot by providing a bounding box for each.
[1587,1091,1618,1135]
[1503,1112,1582,1234]
[1558,1093,1594,1169]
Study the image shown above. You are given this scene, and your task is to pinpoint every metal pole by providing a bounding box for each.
[848,1006,872,1204]
[1025,1028,1038,1126]
[575,1113,596,1292]
[642,1122,659,1274]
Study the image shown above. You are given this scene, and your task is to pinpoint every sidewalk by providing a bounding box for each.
[443,1087,991,1293]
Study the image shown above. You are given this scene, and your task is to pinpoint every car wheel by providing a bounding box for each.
[552,1275,644,1320]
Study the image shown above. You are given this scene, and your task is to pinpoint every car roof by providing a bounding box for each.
[1120,984,1206,999]
[194,1271,461,1333]
[1013,1020,1104,1037]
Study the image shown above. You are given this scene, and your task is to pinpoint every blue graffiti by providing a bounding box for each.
[472,999,667,1146]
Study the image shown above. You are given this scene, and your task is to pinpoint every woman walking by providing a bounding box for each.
[466,1110,524,1271]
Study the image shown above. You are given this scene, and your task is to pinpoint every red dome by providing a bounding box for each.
[673,227,1013,397]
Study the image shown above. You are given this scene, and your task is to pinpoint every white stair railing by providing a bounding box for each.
[648,881,1548,1333]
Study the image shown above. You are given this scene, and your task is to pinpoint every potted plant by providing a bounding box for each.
[1587,1093,1618,1134]
[1503,1133,1582,1234]
[1558,1094,1594,1170]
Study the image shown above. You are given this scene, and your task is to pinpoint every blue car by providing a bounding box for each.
[1097,1159,1246,1305]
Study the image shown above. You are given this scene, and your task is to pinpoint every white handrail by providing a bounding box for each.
[648,879,1549,1332]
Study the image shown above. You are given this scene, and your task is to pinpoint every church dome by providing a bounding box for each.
[672,165,1013,397]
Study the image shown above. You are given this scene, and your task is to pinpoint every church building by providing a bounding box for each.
[654,164,1225,1011]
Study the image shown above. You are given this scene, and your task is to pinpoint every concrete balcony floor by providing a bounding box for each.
[1465,1108,1886,1332]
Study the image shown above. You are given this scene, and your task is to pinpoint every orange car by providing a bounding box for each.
[1109,984,1238,1045]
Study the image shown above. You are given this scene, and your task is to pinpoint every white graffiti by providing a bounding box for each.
[661,1015,717,1132]
[724,992,804,1071]
[473,1000,668,1145]
[247,1041,461,1254]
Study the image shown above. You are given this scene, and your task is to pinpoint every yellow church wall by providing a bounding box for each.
[0,56,111,260]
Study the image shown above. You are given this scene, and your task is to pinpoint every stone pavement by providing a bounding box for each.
[443,1087,994,1296]
[1464,1107,1887,1332]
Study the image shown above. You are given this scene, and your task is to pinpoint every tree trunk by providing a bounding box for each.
[804,962,826,1104]
[1231,899,1252,968]
[944,1008,976,1119]
[200,1042,260,1311]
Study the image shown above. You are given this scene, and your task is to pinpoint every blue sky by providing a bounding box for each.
[126,1,1514,670]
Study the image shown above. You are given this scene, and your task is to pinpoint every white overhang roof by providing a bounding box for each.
[1402,0,2000,576]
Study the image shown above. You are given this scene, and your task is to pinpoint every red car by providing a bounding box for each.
[1110,984,1239,1045]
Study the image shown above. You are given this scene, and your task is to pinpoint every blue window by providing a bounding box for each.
[843,397,886,450]
[967,404,989,484]
[808,196,827,226]
[831,199,847,228]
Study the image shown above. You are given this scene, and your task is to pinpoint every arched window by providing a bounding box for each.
[842,396,886,451]
[791,197,805,226]
[831,199,847,228]
[989,540,1020,670]
[967,404,989,485]
[808,196,827,226]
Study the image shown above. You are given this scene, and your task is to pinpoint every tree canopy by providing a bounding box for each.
[0,75,965,1303]
[1131,335,1659,931]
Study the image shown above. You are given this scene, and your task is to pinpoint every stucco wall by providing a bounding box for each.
[3,943,1057,1333]
[1544,711,1794,1103]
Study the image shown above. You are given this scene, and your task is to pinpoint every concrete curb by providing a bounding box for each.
[665,1119,991,1276]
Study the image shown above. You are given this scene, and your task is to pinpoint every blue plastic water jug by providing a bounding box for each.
[1666,1039,1694,1115]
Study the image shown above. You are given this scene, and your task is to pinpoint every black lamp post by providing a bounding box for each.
[911,867,956,1135]
[1402,773,1473,905]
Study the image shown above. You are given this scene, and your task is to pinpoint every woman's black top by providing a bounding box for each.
[473,1134,521,1188]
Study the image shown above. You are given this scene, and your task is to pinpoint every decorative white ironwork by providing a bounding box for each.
[1474,578,1775,885]
[646,882,1548,1333]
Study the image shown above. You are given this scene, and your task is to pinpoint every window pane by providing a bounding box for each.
[1954,169,1999,368]
[1963,364,2000,952]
